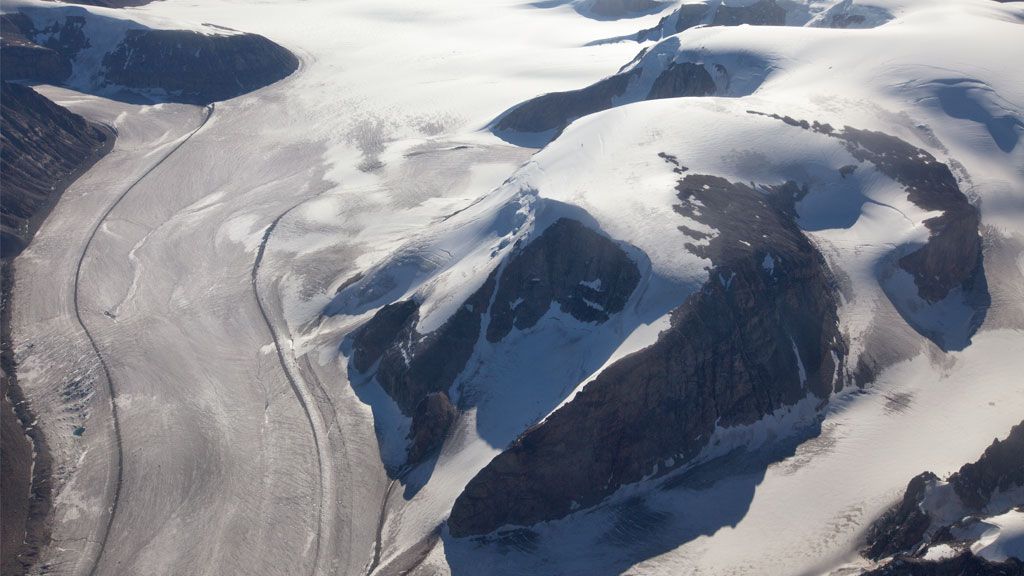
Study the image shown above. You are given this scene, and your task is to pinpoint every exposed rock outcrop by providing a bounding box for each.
[0,13,72,84]
[836,126,982,303]
[1,81,111,257]
[348,218,641,465]
[1,6,298,104]
[712,0,785,27]
[407,392,458,464]
[953,422,1024,509]
[865,472,940,560]
[859,554,1024,576]
[448,173,845,537]
[645,61,717,101]
[637,0,786,42]
[373,273,495,415]
[101,28,299,103]
[352,299,420,373]
[536,0,671,20]
[491,57,719,143]
[750,112,989,349]
[862,421,1024,572]
[485,218,640,342]
[491,69,640,136]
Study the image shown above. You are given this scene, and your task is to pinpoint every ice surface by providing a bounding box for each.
[972,510,1024,563]
[9,0,1024,574]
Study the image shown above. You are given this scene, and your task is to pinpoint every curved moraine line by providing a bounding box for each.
[77,103,215,576]
[252,201,335,576]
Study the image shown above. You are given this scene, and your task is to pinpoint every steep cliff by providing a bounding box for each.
[348,218,641,466]
[863,421,1024,573]
[448,173,846,537]
[1,5,298,104]
[750,112,989,350]
[1,81,111,257]
[100,28,299,103]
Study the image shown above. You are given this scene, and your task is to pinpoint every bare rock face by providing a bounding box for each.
[1,81,111,257]
[750,112,988,350]
[486,218,640,342]
[711,0,786,27]
[863,421,1024,572]
[448,173,846,537]
[951,421,1024,510]
[407,392,458,464]
[865,472,939,560]
[492,69,639,136]
[637,0,786,42]
[0,14,72,84]
[860,554,1024,576]
[348,218,641,465]
[352,299,420,373]
[751,112,984,304]
[835,127,982,303]
[645,62,717,101]
[1,7,298,104]
[373,273,496,415]
[587,0,668,19]
[101,29,299,103]
[492,58,718,144]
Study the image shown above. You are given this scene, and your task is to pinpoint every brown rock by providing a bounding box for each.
[407,392,458,465]
[448,174,846,537]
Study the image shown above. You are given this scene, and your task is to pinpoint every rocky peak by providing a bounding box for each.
[486,218,640,342]
[447,170,845,537]
[862,421,1024,572]
[346,217,641,466]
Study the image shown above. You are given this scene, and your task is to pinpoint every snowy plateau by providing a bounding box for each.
[1,0,1023,576]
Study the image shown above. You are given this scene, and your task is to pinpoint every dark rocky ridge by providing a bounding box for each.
[406,392,458,464]
[645,61,718,101]
[448,172,846,537]
[749,111,984,305]
[859,554,1024,576]
[354,273,495,416]
[492,58,716,142]
[485,218,640,342]
[101,29,299,103]
[494,0,801,143]
[585,0,670,19]
[713,0,786,27]
[492,69,640,136]
[637,0,786,42]
[863,421,1024,572]
[838,127,982,304]
[953,421,1024,509]
[1,81,112,258]
[1,7,298,104]
[865,471,940,560]
[1,14,73,84]
[349,218,641,465]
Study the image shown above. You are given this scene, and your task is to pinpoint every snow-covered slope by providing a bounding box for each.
[7,0,1023,575]
[321,0,1024,573]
